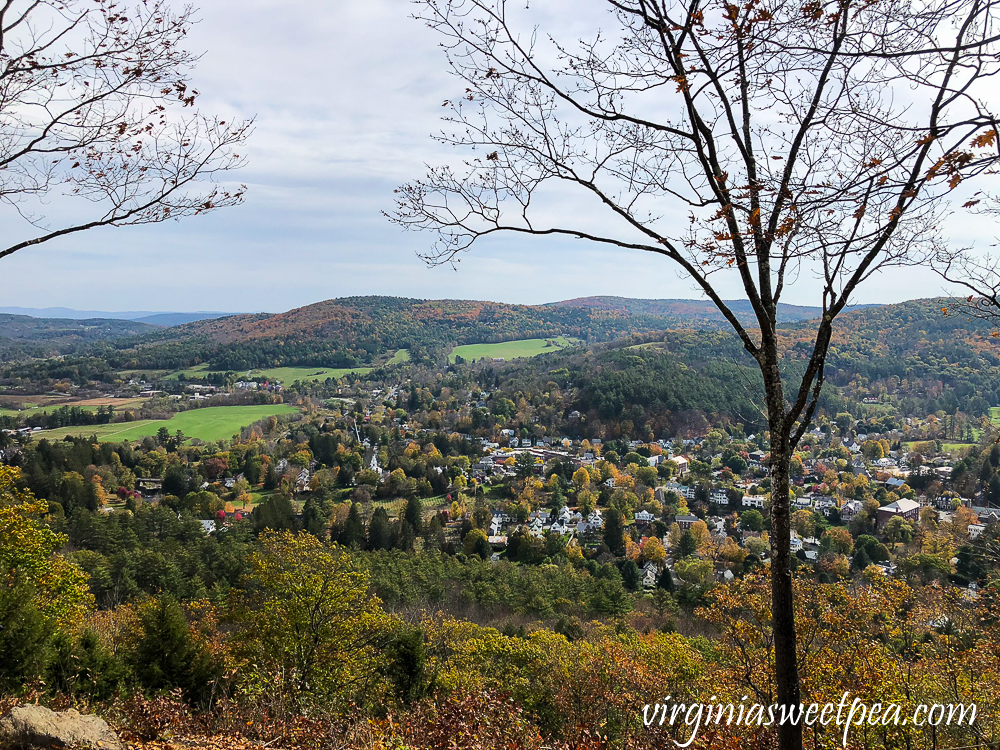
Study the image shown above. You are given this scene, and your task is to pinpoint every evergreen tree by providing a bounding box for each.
[463,528,491,559]
[677,530,698,559]
[602,508,625,556]
[424,515,445,551]
[128,596,219,706]
[404,495,423,536]
[253,493,296,533]
[655,566,676,594]
[0,573,51,694]
[851,547,872,571]
[394,519,416,552]
[162,464,191,496]
[515,451,536,479]
[263,461,279,491]
[340,502,365,548]
[302,494,333,540]
[381,625,430,705]
[368,507,392,550]
[46,630,124,702]
[621,559,641,591]
[245,456,262,485]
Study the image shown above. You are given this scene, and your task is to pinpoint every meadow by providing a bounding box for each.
[254,366,372,382]
[386,348,411,365]
[0,396,147,417]
[165,365,371,383]
[449,336,580,363]
[37,404,299,443]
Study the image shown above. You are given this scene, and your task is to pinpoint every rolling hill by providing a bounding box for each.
[0,314,159,361]
[548,295,827,323]
[107,294,888,371]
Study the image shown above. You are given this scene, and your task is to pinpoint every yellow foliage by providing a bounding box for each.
[0,467,92,630]
[229,530,388,711]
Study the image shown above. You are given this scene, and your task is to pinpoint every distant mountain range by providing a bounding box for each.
[0,307,235,326]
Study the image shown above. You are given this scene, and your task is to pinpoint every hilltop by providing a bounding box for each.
[548,295,826,323]
[0,314,158,361]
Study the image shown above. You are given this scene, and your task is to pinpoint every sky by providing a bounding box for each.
[0,0,992,314]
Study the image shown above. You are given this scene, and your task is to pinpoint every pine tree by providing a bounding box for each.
[424,515,445,551]
[621,560,641,591]
[368,507,392,550]
[263,461,279,490]
[253,493,296,533]
[404,495,423,536]
[128,596,219,706]
[302,494,333,540]
[46,630,124,702]
[602,508,625,556]
[0,573,51,694]
[656,566,676,594]
[394,519,416,552]
[341,502,366,548]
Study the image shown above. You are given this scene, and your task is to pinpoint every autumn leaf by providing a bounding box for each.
[971,129,997,148]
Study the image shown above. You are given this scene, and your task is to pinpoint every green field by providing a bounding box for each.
[37,404,299,443]
[118,369,172,379]
[165,365,371,383]
[387,349,411,365]
[0,398,147,419]
[449,336,580,363]
[371,494,450,516]
[942,442,978,453]
[166,364,212,379]
[254,366,372,382]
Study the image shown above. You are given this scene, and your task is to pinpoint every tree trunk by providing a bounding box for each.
[768,434,803,750]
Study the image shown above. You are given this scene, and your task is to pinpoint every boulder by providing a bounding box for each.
[0,705,122,750]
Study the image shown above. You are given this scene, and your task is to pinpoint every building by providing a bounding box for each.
[710,488,729,505]
[876,498,921,530]
[634,509,655,524]
[840,499,863,522]
[675,514,699,530]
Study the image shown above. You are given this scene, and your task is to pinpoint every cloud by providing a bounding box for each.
[0,0,981,313]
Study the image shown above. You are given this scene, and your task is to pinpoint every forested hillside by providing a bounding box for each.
[549,295,827,323]
[0,315,157,361]
[2,296,997,429]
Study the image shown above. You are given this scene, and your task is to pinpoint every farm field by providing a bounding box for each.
[449,336,580,363]
[0,396,147,418]
[165,365,372,383]
[166,364,212,379]
[942,442,978,453]
[254,366,372,382]
[371,494,451,517]
[37,404,299,443]
[118,369,172,380]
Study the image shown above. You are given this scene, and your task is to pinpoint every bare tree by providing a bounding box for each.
[0,0,250,260]
[390,1,1000,747]
[939,218,1000,320]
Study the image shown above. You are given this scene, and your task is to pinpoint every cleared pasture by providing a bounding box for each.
[37,404,299,443]
[449,336,580,363]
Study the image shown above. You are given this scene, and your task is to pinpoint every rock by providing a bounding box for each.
[0,705,122,750]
